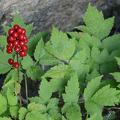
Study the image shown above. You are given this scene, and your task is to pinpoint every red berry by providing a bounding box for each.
[13,24,20,30]
[17,28,22,34]
[19,41,25,46]
[12,32,18,38]
[7,36,15,43]
[7,45,12,50]
[22,36,28,43]
[8,29,14,35]
[13,40,19,46]
[23,36,26,40]
[14,46,21,53]
[21,28,26,35]
[21,45,28,51]
[7,48,12,54]
[8,58,14,65]
[18,35,24,41]
[13,62,19,68]
[19,51,27,57]
[23,38,28,44]
[8,43,14,48]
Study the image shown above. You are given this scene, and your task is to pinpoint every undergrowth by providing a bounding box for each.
[0,4,120,120]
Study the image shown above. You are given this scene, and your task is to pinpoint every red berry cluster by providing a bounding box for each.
[6,24,28,68]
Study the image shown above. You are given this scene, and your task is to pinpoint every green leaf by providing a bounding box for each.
[49,78,68,94]
[91,47,110,64]
[15,82,21,95]
[115,57,120,66]
[80,4,114,39]
[70,48,90,78]
[0,117,12,120]
[42,64,70,94]
[2,25,11,35]
[85,100,102,116]
[11,14,25,27]
[7,88,18,106]
[111,72,120,82]
[4,69,23,84]
[84,76,119,117]
[29,97,42,104]
[62,116,67,120]
[91,47,100,63]
[84,76,102,101]
[21,55,33,70]
[63,105,82,120]
[87,114,103,120]
[0,50,12,74]
[19,107,28,120]
[34,38,44,61]
[26,65,43,81]
[92,85,119,106]
[86,69,100,81]
[34,39,60,65]
[67,32,81,40]
[42,64,69,79]
[0,36,7,47]
[0,93,7,115]
[2,80,15,95]
[63,73,79,104]
[46,27,76,61]
[47,98,61,120]
[11,14,32,37]
[39,79,53,104]
[102,34,120,52]
[110,48,120,60]
[39,51,60,65]
[99,49,110,64]
[26,23,33,36]
[28,32,48,56]
[28,102,46,113]
[25,111,48,120]
[9,105,19,118]
[78,33,102,49]
[100,61,117,74]
[47,98,59,111]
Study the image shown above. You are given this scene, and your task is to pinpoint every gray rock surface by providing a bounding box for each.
[0,0,119,32]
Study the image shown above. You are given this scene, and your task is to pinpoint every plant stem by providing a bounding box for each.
[17,54,19,81]
[17,53,22,106]
[24,74,28,104]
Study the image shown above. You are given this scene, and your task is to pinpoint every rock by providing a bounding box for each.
[0,0,119,33]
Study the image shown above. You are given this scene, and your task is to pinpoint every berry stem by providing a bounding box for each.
[17,53,19,81]
[17,53,22,106]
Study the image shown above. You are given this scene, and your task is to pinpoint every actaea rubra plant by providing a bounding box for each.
[7,24,28,68]
[0,4,120,120]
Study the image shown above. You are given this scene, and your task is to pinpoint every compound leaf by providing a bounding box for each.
[21,55,33,70]
[84,76,102,101]
[46,27,76,61]
[0,93,7,115]
[63,73,79,104]
[92,85,119,106]
[80,4,114,39]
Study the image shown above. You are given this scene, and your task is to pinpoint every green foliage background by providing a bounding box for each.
[0,4,120,120]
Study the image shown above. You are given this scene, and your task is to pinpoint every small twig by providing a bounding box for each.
[18,95,28,105]
[105,106,120,110]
